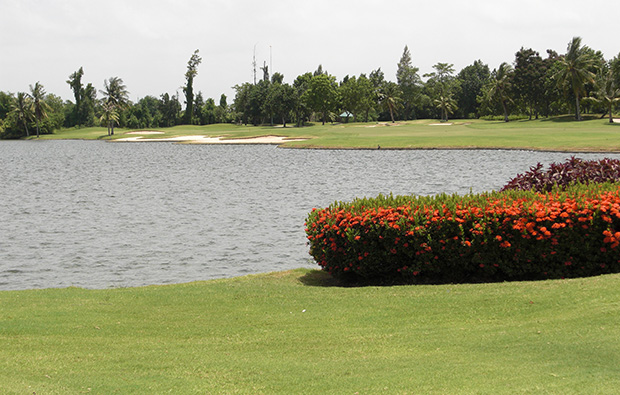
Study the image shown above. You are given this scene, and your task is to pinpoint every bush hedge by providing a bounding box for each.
[501,157,620,192]
[305,184,620,285]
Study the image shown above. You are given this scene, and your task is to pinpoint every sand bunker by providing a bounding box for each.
[428,123,453,126]
[125,131,165,135]
[115,135,307,144]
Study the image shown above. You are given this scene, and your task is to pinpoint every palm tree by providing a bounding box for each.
[99,101,120,136]
[554,37,596,121]
[11,92,33,137]
[378,82,402,123]
[434,94,457,122]
[592,69,620,123]
[486,62,514,122]
[100,77,129,135]
[29,82,50,138]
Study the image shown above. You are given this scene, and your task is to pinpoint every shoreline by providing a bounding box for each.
[111,132,620,154]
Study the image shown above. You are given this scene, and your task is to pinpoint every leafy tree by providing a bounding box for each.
[29,82,50,137]
[81,83,97,126]
[271,72,284,85]
[486,62,514,122]
[378,82,402,123]
[611,53,620,89]
[100,77,129,135]
[292,72,313,126]
[540,50,565,117]
[199,97,217,125]
[0,91,12,120]
[456,60,490,118]
[304,73,339,125]
[11,92,33,137]
[554,37,597,121]
[66,67,84,126]
[248,80,270,125]
[183,49,202,124]
[396,46,422,120]
[356,74,376,122]
[313,64,326,77]
[265,82,296,126]
[513,48,546,119]
[159,93,181,127]
[215,94,230,123]
[339,75,360,121]
[232,83,253,125]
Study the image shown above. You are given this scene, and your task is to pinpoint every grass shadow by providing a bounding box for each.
[539,114,601,123]
[298,270,342,287]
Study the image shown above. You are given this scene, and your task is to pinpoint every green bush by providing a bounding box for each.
[305,184,620,285]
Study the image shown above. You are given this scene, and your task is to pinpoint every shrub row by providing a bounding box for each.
[305,184,620,285]
[501,157,620,192]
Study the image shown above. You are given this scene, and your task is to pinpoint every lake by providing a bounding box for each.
[1,140,619,290]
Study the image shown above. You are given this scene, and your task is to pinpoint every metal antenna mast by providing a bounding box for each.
[253,43,257,84]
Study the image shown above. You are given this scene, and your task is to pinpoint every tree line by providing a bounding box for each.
[1,37,619,139]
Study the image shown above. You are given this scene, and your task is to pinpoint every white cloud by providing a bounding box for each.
[1,0,619,102]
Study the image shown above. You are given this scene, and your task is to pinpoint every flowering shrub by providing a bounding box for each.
[501,157,620,192]
[305,184,620,285]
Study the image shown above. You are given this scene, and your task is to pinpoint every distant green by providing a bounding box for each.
[36,116,620,152]
[2,269,620,393]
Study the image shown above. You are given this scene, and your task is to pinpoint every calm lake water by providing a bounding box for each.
[2,140,619,290]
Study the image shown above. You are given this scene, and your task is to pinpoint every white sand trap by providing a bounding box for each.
[125,131,165,135]
[115,135,307,144]
[614,119,620,124]
[428,123,452,126]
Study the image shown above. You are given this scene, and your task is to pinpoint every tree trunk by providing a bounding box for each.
[575,93,582,121]
[610,104,614,124]
[36,119,40,138]
[502,101,509,122]
[389,105,395,123]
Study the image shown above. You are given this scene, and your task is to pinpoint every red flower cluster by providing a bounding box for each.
[305,185,620,284]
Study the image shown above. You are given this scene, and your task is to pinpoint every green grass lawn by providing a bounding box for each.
[36,116,620,152]
[2,269,620,393]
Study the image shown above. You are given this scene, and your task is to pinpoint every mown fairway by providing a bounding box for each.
[2,269,620,393]
[38,116,620,152]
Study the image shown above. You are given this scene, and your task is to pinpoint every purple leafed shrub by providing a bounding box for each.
[501,157,620,192]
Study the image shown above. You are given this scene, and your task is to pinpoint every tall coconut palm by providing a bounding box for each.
[100,77,129,135]
[554,37,596,121]
[11,92,33,137]
[378,82,402,123]
[29,82,50,138]
[486,62,514,122]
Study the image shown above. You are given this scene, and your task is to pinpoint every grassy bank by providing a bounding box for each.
[35,116,620,152]
[2,268,620,393]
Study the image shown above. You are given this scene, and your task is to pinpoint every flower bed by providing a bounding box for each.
[501,157,620,192]
[305,184,620,284]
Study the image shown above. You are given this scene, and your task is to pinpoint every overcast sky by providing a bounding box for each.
[1,0,619,103]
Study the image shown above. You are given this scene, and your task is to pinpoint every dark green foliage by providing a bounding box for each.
[513,48,546,119]
[501,157,620,192]
[455,60,490,118]
[182,49,202,125]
